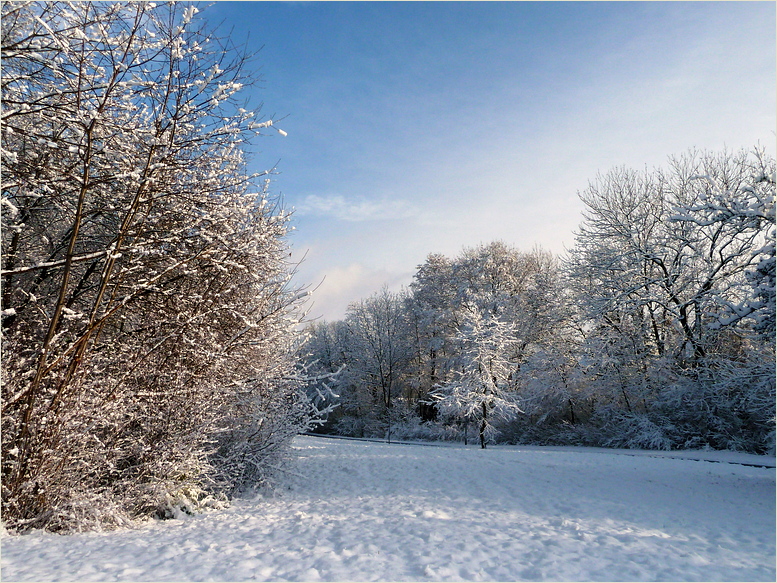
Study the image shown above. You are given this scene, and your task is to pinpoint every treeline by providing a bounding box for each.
[1,2,318,533]
[302,148,775,453]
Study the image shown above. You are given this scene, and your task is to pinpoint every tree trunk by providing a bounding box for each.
[480,401,487,449]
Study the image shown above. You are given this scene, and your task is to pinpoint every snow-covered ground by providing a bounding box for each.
[2,435,774,582]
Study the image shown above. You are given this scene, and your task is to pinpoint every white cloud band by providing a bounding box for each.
[295,194,418,222]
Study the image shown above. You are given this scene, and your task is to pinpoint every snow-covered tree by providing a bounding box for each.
[431,307,523,448]
[668,148,775,340]
[297,320,347,431]
[564,148,776,452]
[338,287,415,440]
[410,244,565,394]
[1,1,308,532]
[407,253,458,409]
[567,148,774,363]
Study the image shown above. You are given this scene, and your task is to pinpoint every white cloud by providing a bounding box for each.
[295,194,419,222]
[299,263,413,321]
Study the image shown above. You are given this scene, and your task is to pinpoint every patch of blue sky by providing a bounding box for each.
[204,1,776,320]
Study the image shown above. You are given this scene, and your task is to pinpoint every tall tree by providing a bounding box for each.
[567,149,773,363]
[668,148,775,340]
[422,242,562,446]
[341,287,414,440]
[408,253,457,407]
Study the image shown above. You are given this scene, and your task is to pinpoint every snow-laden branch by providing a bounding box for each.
[1,249,112,276]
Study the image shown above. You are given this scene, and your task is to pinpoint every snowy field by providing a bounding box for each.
[2,435,775,582]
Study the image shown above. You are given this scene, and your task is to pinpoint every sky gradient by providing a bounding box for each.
[204,1,776,321]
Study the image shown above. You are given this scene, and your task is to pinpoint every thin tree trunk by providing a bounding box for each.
[480,401,487,449]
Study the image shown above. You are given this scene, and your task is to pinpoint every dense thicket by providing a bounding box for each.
[303,148,775,453]
[2,1,312,532]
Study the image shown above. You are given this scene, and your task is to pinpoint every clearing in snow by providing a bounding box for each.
[1,435,774,581]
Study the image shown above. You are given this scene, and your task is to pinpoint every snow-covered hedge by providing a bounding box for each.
[1,1,310,532]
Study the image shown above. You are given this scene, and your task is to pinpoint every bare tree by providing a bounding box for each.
[342,287,414,441]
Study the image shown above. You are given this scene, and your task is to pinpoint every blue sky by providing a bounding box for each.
[204,1,776,321]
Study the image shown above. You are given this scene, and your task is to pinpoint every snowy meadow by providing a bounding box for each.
[2,435,774,582]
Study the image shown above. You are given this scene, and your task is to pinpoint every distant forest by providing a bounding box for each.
[302,148,775,453]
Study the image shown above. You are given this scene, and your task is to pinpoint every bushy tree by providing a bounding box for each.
[1,1,309,532]
[565,148,775,452]
[407,253,457,409]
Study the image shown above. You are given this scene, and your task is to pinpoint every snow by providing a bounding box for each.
[2,435,774,582]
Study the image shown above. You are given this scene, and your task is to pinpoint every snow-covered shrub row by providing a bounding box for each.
[1,2,313,532]
[301,148,775,454]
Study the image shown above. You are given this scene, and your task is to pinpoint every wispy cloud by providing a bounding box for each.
[294,194,419,222]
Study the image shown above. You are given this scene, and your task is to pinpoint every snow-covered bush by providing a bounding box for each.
[1,1,308,532]
[384,417,463,442]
